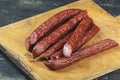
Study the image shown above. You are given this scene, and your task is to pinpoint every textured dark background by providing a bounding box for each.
[0,0,120,80]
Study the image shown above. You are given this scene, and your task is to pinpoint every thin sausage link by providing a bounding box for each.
[50,49,63,60]
[45,39,118,70]
[63,17,93,57]
[50,24,100,59]
[40,32,72,59]
[25,9,81,51]
[32,10,87,58]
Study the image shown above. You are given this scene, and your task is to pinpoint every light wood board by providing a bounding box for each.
[0,0,120,80]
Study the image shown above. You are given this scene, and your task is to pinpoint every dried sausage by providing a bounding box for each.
[32,10,87,58]
[63,17,93,57]
[40,32,72,59]
[32,11,87,58]
[75,24,100,51]
[45,39,118,70]
[51,24,100,59]
[25,9,81,51]
[50,49,63,60]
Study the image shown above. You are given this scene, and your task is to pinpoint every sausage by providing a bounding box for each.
[44,39,118,70]
[25,9,81,51]
[63,17,93,57]
[75,24,100,51]
[40,32,72,59]
[32,10,87,58]
[50,49,63,60]
[51,24,100,59]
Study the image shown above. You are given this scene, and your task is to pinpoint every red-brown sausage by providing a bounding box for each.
[40,32,72,59]
[75,24,100,51]
[51,24,100,59]
[50,49,63,60]
[32,10,87,58]
[45,39,118,70]
[25,9,81,51]
[63,17,93,57]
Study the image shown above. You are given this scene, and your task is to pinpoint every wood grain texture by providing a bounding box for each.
[0,0,120,80]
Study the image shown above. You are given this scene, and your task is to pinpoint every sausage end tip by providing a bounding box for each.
[63,44,72,57]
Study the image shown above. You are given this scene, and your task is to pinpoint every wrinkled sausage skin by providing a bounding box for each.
[50,24,100,59]
[25,9,81,51]
[63,17,93,57]
[45,39,118,70]
[32,10,87,58]
[40,32,72,59]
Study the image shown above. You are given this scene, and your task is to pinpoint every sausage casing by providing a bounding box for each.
[63,17,93,57]
[25,9,81,51]
[45,39,118,70]
[50,24,100,59]
[32,10,87,58]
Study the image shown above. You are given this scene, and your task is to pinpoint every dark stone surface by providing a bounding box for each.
[0,50,27,80]
[0,0,76,27]
[94,0,120,17]
[0,0,119,80]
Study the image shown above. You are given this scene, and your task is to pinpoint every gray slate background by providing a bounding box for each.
[0,0,120,80]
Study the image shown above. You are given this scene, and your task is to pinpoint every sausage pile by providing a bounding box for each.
[25,9,118,70]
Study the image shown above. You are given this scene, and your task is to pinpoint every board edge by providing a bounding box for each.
[0,45,37,80]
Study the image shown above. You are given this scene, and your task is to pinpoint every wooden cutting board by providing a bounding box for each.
[0,0,120,80]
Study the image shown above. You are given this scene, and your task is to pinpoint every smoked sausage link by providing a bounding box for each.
[50,24,100,59]
[32,10,87,58]
[25,9,81,51]
[50,49,63,60]
[75,24,100,51]
[45,39,118,70]
[63,17,93,57]
[40,32,72,59]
